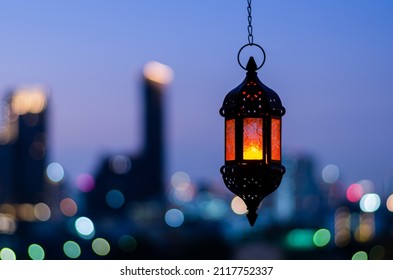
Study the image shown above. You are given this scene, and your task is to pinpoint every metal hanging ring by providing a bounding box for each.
[237,43,266,70]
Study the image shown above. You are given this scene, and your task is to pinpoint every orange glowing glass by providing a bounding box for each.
[271,118,281,161]
[243,118,263,160]
[225,119,235,161]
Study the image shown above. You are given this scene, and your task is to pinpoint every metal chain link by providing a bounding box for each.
[237,0,266,70]
[247,0,253,45]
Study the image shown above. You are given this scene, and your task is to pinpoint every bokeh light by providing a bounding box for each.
[60,198,78,217]
[76,173,95,192]
[169,184,196,205]
[352,251,368,260]
[231,196,248,215]
[46,162,65,183]
[109,155,131,174]
[334,207,351,247]
[346,183,363,203]
[105,189,125,209]
[0,214,16,234]
[63,241,81,259]
[200,199,228,220]
[386,194,393,212]
[92,238,110,256]
[369,245,385,260]
[286,229,314,249]
[165,208,184,228]
[171,171,191,189]
[118,235,137,253]
[11,87,47,115]
[322,164,339,184]
[75,216,95,239]
[34,203,51,221]
[357,179,375,193]
[17,204,35,221]
[0,248,16,260]
[359,193,381,213]
[28,244,45,260]
[313,228,331,247]
[143,61,174,85]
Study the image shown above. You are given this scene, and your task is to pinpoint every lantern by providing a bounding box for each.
[219,56,286,226]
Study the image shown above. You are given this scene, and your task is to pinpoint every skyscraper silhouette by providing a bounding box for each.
[0,86,48,204]
[87,61,173,217]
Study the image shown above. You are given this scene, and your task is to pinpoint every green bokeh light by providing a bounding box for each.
[313,228,331,247]
[0,248,16,260]
[352,251,368,260]
[28,244,45,260]
[286,229,314,249]
[92,238,110,256]
[63,241,81,259]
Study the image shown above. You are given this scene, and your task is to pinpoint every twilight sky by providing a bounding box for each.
[0,0,393,192]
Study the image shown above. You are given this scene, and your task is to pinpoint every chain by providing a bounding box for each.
[237,0,266,70]
[247,0,253,45]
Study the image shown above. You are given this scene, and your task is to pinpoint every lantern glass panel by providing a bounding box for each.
[225,119,235,161]
[243,118,263,160]
[271,118,281,161]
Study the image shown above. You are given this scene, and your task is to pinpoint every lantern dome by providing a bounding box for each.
[220,57,285,119]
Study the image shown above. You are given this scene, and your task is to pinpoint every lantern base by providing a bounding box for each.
[220,164,285,226]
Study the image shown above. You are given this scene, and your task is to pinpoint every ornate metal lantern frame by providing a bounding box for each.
[219,0,286,226]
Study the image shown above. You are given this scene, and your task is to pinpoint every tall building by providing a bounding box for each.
[0,86,49,204]
[87,61,173,217]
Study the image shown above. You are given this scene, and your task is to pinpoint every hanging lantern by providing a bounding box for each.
[220,0,286,226]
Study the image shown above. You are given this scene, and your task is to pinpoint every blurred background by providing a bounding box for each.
[0,0,393,260]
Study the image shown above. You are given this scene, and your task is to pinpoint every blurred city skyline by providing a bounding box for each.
[0,0,393,192]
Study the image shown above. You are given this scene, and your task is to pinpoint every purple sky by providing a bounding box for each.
[1,0,393,192]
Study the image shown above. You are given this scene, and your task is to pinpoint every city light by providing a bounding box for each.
[17,204,36,221]
[357,179,375,193]
[109,155,131,174]
[28,244,45,260]
[0,214,16,234]
[351,251,368,260]
[171,171,191,189]
[143,61,174,85]
[231,196,248,215]
[286,229,314,250]
[313,229,331,247]
[11,87,47,115]
[322,164,339,184]
[92,238,111,256]
[75,216,95,239]
[60,198,78,217]
[105,189,125,209]
[76,173,95,192]
[164,208,184,228]
[386,194,393,212]
[63,241,81,259]
[346,183,363,203]
[359,193,381,213]
[334,207,351,247]
[0,248,16,260]
[33,203,51,221]
[46,162,65,184]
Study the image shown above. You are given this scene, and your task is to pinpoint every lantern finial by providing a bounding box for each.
[247,209,258,227]
[246,56,258,72]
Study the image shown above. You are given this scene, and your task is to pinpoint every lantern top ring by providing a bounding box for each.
[237,43,266,70]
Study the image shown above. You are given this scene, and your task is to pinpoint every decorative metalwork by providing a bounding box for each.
[219,0,286,226]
